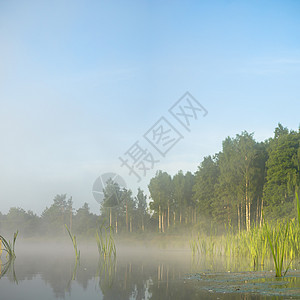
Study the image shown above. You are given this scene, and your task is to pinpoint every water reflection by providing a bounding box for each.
[97,256,116,293]
[0,245,299,299]
[0,257,18,283]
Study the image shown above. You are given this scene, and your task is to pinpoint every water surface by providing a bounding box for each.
[1,242,299,299]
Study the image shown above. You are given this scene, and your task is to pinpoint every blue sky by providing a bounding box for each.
[0,0,299,214]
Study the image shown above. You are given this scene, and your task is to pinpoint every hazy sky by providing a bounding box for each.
[1,0,299,215]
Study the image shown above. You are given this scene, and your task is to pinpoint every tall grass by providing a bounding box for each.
[65,224,80,261]
[190,210,300,277]
[191,222,300,259]
[96,224,116,259]
[0,231,18,259]
[264,217,291,277]
[65,224,80,285]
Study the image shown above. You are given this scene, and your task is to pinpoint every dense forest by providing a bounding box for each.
[0,123,299,237]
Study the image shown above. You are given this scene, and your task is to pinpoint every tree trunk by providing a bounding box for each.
[245,197,249,231]
[126,201,128,232]
[248,200,251,231]
[245,175,249,231]
[162,210,164,233]
[158,205,161,233]
[167,202,170,229]
[130,216,132,233]
[173,211,176,227]
[116,215,118,234]
[241,200,244,231]
[259,198,263,228]
[142,215,144,232]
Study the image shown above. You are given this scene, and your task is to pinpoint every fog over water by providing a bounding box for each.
[1,239,300,299]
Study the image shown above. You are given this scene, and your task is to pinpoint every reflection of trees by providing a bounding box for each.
[100,259,148,300]
[1,249,199,299]
[6,249,97,298]
[0,247,271,299]
[97,251,197,300]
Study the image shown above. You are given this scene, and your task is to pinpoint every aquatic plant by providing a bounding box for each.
[96,223,116,259]
[264,218,291,277]
[190,216,300,268]
[0,231,18,259]
[65,224,80,261]
[190,194,300,273]
[190,233,200,256]
[190,232,220,257]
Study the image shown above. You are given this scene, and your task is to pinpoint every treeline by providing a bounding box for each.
[0,124,299,237]
[0,195,100,237]
[0,188,153,237]
[148,123,300,233]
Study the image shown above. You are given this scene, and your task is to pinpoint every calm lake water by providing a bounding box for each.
[0,242,300,299]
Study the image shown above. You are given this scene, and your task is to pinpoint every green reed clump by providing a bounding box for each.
[190,239,197,256]
[65,224,80,261]
[190,233,200,256]
[264,218,291,277]
[190,233,218,257]
[190,194,300,274]
[0,231,18,259]
[190,219,299,270]
[96,224,116,259]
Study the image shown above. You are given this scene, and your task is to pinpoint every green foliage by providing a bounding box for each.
[173,170,186,216]
[102,178,123,209]
[5,208,39,236]
[136,188,147,213]
[193,155,219,223]
[211,132,266,231]
[73,203,99,235]
[263,127,300,219]
[135,188,148,231]
[149,170,172,212]
[42,194,73,234]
